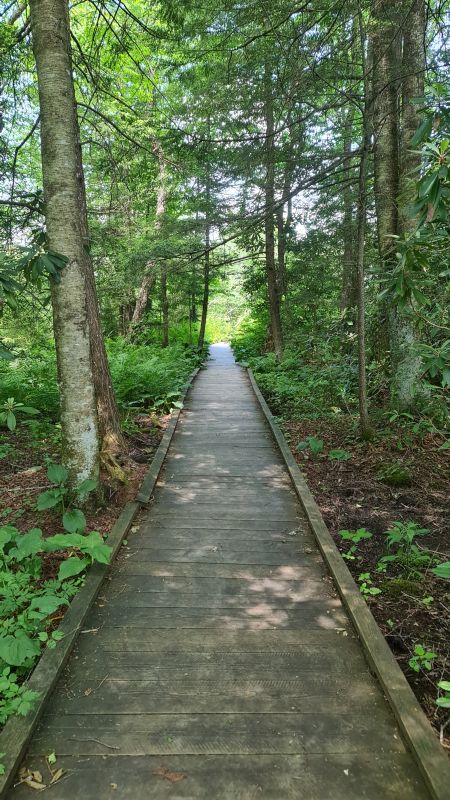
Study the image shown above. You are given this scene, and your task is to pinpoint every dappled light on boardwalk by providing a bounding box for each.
[9,345,431,799]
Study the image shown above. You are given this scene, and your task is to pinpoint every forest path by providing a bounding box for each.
[10,344,430,799]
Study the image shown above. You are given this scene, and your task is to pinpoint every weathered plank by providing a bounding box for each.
[31,709,406,755]
[7,344,437,800]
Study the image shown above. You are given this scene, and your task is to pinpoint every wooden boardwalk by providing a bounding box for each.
[10,344,431,798]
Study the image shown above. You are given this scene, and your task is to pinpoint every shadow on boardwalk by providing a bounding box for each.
[9,344,431,799]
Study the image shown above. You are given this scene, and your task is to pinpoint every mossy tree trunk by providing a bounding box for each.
[30,0,99,484]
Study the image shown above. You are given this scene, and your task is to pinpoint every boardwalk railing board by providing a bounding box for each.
[0,367,200,798]
[247,367,450,800]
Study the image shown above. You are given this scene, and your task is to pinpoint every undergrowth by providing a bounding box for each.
[0,339,203,421]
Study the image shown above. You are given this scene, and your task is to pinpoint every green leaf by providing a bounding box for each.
[37,489,63,511]
[77,478,97,498]
[58,556,88,581]
[328,449,351,461]
[432,561,450,580]
[79,532,112,565]
[44,533,84,551]
[47,463,68,485]
[29,594,67,615]
[0,632,40,667]
[6,412,16,431]
[418,171,438,199]
[10,529,43,561]
[411,116,433,146]
[63,509,86,534]
[0,525,18,550]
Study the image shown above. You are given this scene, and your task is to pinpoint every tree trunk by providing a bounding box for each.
[128,143,167,340]
[355,13,373,439]
[388,0,427,408]
[372,0,400,255]
[197,178,210,350]
[264,61,283,361]
[30,0,99,484]
[372,0,426,408]
[276,147,293,298]
[127,269,155,336]
[340,106,356,314]
[75,145,123,454]
[161,266,169,347]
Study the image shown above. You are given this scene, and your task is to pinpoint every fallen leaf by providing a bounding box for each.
[153,766,187,784]
[50,768,65,785]
[24,778,46,790]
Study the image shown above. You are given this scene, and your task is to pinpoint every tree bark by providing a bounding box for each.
[355,14,373,439]
[30,0,99,484]
[127,269,155,336]
[276,143,293,299]
[128,143,167,340]
[197,174,210,350]
[372,0,400,256]
[372,0,426,408]
[264,61,283,361]
[340,106,356,314]
[161,266,169,347]
[75,138,123,454]
[389,0,427,408]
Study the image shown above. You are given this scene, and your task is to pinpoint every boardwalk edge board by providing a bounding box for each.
[248,367,450,800]
[0,367,200,798]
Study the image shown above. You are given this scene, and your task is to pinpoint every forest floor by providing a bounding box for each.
[0,413,168,582]
[283,415,450,751]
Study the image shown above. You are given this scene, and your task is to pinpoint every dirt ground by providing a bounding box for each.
[284,416,450,750]
[0,414,168,579]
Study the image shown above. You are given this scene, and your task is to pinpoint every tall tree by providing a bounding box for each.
[128,144,167,339]
[372,0,427,408]
[264,60,283,361]
[29,0,100,484]
[197,169,211,350]
[75,130,123,455]
[388,0,427,406]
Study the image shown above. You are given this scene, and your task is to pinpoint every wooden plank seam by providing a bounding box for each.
[0,367,200,798]
[247,367,450,800]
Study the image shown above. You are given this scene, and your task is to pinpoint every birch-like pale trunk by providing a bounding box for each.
[30,0,99,484]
